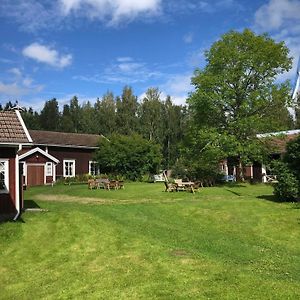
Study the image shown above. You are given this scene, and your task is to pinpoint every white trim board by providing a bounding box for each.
[15,110,33,143]
[19,147,59,164]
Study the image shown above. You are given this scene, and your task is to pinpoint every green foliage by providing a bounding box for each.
[180,128,225,181]
[188,29,292,178]
[95,134,162,181]
[271,161,299,201]
[21,107,41,130]
[284,135,300,180]
[116,86,139,135]
[139,88,164,142]
[94,92,117,136]
[39,98,60,131]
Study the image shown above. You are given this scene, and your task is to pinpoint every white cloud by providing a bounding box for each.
[0,68,44,98]
[255,0,300,32]
[116,57,133,62]
[22,43,72,68]
[183,32,193,44]
[0,82,27,97]
[59,0,162,25]
[254,0,300,84]
[74,57,162,84]
[158,73,193,105]
[8,67,22,77]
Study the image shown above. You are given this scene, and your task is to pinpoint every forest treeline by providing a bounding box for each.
[1,86,187,169]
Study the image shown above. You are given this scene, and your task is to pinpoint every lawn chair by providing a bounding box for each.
[88,179,97,189]
[174,179,186,191]
[117,180,124,189]
[109,180,118,190]
[164,181,177,192]
[193,181,202,192]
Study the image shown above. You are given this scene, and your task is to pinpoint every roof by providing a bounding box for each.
[29,130,101,148]
[0,110,32,145]
[259,131,300,154]
[257,129,300,138]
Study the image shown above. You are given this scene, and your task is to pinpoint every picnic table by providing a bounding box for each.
[88,179,124,190]
[174,179,196,193]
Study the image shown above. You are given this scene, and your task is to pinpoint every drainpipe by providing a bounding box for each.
[13,145,22,221]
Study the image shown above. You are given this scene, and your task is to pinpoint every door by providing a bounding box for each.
[27,165,44,186]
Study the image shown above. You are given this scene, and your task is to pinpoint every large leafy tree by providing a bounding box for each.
[188,29,292,179]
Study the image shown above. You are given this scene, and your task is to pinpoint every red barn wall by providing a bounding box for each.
[48,147,95,177]
[0,147,17,214]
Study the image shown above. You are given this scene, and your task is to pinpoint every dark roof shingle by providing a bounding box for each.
[265,134,299,154]
[29,130,101,148]
[0,111,31,144]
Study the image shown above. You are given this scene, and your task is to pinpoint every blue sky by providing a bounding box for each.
[0,0,299,110]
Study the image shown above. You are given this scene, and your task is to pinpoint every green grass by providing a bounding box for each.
[1,183,299,299]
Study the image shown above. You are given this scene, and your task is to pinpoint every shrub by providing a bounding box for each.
[95,134,162,181]
[272,161,299,201]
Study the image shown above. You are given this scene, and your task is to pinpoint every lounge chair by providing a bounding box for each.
[164,181,177,192]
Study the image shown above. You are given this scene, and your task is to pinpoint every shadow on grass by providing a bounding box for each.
[256,195,300,207]
[24,199,40,209]
[220,183,247,188]
[224,189,242,196]
[257,194,282,202]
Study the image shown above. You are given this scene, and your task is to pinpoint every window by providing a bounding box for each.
[0,160,9,193]
[63,160,75,177]
[89,161,100,176]
[46,162,53,176]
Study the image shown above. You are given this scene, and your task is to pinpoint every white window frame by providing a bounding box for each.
[45,162,53,177]
[63,160,75,177]
[89,161,100,176]
[0,159,9,193]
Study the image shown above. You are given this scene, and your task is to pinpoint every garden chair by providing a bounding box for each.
[88,179,97,189]
[109,180,118,190]
[164,181,177,192]
[117,180,124,189]
[174,179,186,191]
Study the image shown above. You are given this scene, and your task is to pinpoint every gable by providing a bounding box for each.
[19,147,59,164]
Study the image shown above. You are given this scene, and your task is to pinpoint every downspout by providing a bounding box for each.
[13,145,22,221]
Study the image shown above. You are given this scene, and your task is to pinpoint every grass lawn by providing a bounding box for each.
[0,183,299,299]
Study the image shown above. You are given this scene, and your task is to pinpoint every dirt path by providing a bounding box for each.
[32,194,188,205]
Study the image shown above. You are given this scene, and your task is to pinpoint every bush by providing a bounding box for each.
[272,161,299,201]
[95,134,162,181]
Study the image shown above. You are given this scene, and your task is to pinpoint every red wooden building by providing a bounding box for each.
[20,130,101,186]
[220,129,300,182]
[0,110,32,219]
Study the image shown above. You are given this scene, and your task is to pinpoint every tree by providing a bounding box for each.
[188,29,292,180]
[95,134,162,181]
[271,136,300,201]
[116,86,139,135]
[94,92,116,136]
[80,101,96,134]
[139,88,164,142]
[21,107,41,130]
[162,96,187,168]
[69,96,81,133]
[60,104,74,132]
[39,98,60,131]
